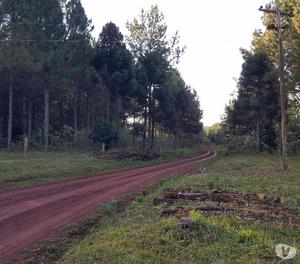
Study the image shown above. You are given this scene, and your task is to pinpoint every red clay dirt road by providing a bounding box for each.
[0,151,216,263]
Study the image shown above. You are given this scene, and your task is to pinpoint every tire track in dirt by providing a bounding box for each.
[0,151,216,263]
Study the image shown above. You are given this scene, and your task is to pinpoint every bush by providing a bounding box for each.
[50,126,92,151]
[225,136,257,154]
[0,134,6,149]
[90,121,119,150]
[288,139,300,154]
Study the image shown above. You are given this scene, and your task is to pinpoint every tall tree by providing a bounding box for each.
[253,0,300,161]
[22,0,65,149]
[0,0,35,150]
[223,50,279,152]
[93,22,136,125]
[127,5,185,149]
[62,0,94,131]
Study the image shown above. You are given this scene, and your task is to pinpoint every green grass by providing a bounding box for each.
[0,148,201,191]
[58,154,300,264]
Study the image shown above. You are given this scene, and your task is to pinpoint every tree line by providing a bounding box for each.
[222,0,300,155]
[0,1,203,151]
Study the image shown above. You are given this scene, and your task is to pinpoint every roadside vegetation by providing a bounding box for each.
[55,154,300,264]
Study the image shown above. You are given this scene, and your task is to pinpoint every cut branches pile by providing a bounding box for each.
[154,189,300,230]
[95,149,161,161]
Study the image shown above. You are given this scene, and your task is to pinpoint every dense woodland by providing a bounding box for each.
[219,0,300,154]
[0,1,203,151]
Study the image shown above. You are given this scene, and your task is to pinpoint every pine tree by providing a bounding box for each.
[93,22,136,125]
[127,5,185,149]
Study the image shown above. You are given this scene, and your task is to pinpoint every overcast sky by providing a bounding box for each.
[81,0,269,126]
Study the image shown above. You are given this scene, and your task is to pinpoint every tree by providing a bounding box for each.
[93,22,136,126]
[62,0,94,131]
[222,50,279,152]
[253,0,300,163]
[90,121,119,151]
[127,5,185,149]
[0,0,36,150]
[0,2,202,152]
[24,0,65,149]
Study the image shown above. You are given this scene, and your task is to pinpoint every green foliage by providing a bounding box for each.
[0,3,203,152]
[249,1,300,154]
[190,210,203,223]
[225,136,257,154]
[126,5,185,63]
[50,126,91,151]
[222,51,278,152]
[93,22,136,114]
[103,199,118,219]
[206,123,225,145]
[126,6,202,149]
[223,1,300,154]
[90,121,119,148]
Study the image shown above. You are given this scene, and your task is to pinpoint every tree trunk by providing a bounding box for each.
[22,93,26,137]
[116,97,125,127]
[175,133,179,149]
[86,96,90,130]
[132,116,136,147]
[256,121,261,152]
[151,119,155,150]
[59,102,64,129]
[28,99,32,139]
[142,107,147,150]
[106,94,110,121]
[73,91,78,130]
[148,115,152,148]
[44,87,50,150]
[275,119,281,155]
[7,71,13,151]
[23,137,29,154]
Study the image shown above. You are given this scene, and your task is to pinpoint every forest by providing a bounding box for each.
[0,1,203,151]
[208,0,300,159]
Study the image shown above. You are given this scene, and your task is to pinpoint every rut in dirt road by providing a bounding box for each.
[0,151,216,263]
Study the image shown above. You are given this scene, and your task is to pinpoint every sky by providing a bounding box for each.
[81,0,269,126]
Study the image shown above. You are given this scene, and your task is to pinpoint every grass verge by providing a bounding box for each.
[57,154,300,264]
[0,148,201,191]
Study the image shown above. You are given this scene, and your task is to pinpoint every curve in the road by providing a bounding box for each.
[0,151,216,263]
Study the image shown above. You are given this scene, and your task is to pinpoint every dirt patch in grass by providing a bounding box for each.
[155,189,300,230]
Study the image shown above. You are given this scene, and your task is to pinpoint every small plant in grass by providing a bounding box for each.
[136,196,146,204]
[103,199,118,220]
[207,181,215,190]
[190,210,203,223]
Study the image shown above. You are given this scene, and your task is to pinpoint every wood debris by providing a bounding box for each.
[155,189,299,230]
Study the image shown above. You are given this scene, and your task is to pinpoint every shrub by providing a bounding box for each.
[225,136,257,154]
[49,126,92,151]
[288,139,300,154]
[90,121,119,150]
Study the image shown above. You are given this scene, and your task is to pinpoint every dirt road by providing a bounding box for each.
[0,151,216,263]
